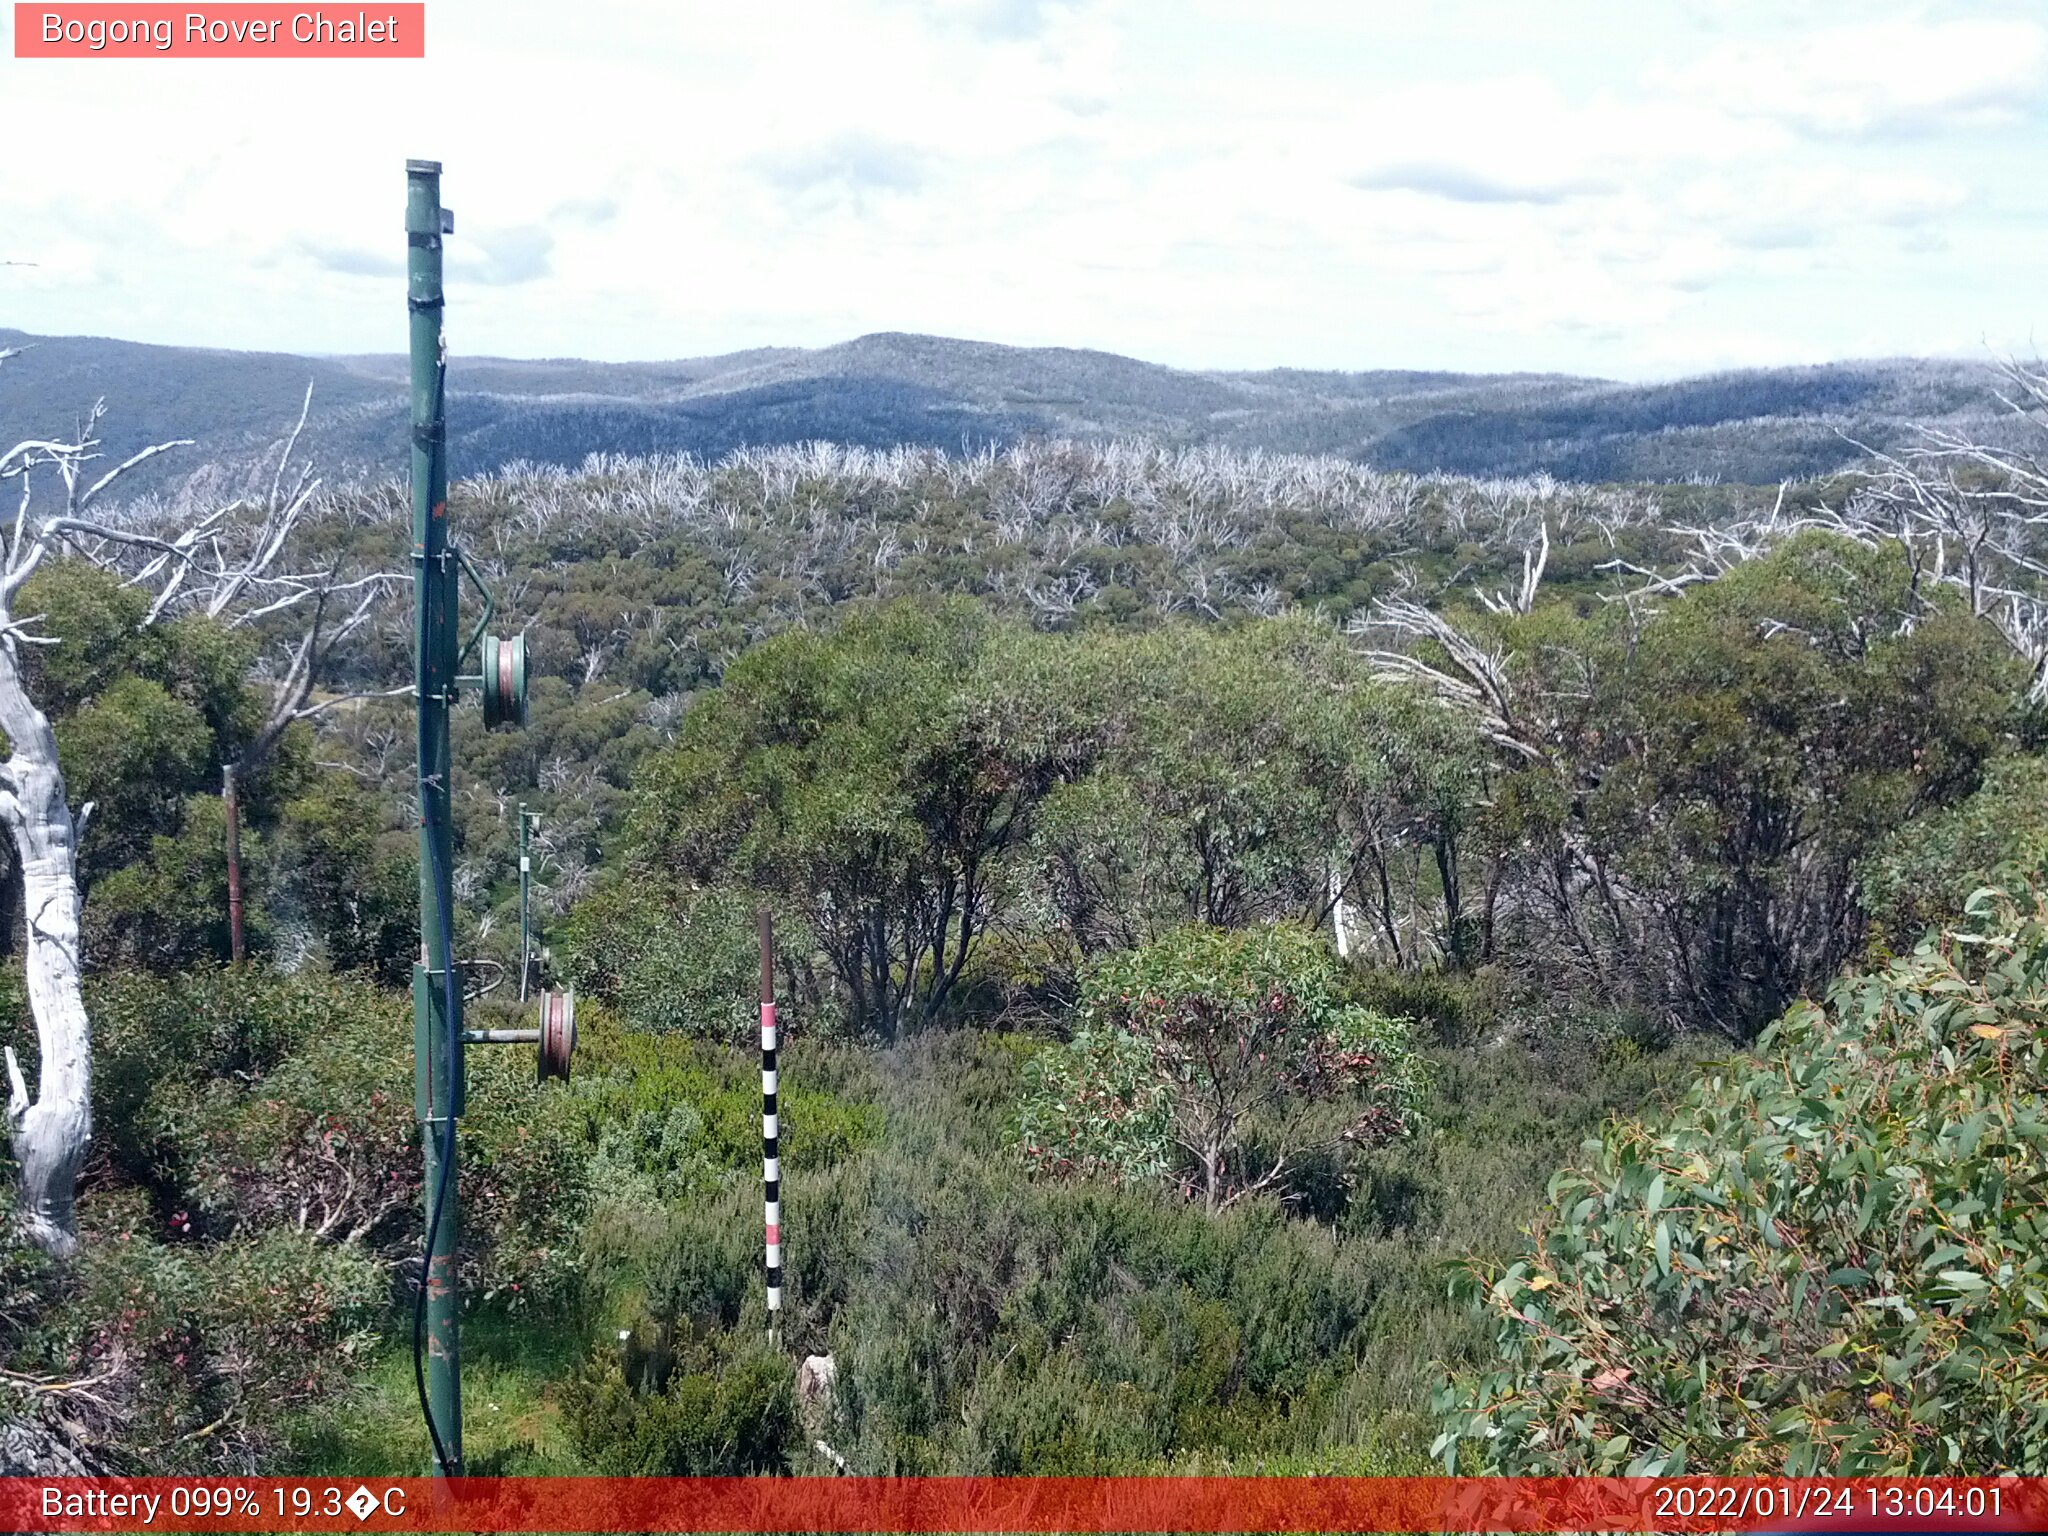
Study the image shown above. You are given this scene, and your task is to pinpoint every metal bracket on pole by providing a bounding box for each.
[452,544,497,671]
[461,989,576,1082]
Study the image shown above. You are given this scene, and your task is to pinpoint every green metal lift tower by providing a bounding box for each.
[406,158,568,1477]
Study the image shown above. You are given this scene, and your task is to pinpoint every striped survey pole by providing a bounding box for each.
[760,909,781,1344]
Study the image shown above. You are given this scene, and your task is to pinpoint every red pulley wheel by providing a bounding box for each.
[481,633,528,730]
[537,987,576,1082]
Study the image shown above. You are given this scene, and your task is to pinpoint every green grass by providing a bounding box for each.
[282,1301,592,1475]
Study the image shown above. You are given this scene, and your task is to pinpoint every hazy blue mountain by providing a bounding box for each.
[0,326,2019,490]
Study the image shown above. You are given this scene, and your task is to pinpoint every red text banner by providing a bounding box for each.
[13,5,425,57]
[0,1477,2044,1532]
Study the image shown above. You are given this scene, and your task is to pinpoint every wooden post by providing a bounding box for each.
[223,763,245,963]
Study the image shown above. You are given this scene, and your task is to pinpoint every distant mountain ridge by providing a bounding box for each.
[0,326,2022,490]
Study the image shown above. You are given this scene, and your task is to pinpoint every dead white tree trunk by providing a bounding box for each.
[0,404,156,1257]
[0,368,397,1255]
[0,641,90,1257]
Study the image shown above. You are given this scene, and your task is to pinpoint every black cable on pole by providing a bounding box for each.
[413,831,461,1477]
[412,352,461,1479]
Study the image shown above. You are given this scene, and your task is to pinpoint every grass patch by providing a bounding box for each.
[282,1298,592,1474]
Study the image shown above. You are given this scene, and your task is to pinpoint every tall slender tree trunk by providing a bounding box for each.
[1375,853,1404,967]
[1436,832,1470,966]
[0,648,91,1258]
[1327,867,1351,960]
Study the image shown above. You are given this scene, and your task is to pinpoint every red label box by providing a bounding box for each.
[13,3,425,56]
[1,1476,2045,1533]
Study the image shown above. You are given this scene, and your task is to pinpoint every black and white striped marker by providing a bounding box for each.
[760,910,780,1340]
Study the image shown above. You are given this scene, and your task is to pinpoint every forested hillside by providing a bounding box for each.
[5,363,2048,1473]
[0,327,2021,490]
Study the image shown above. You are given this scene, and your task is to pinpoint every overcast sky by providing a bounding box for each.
[2,0,2044,379]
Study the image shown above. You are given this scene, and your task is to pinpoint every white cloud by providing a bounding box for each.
[1655,16,2048,138]
[0,0,2041,378]
[1349,162,1615,205]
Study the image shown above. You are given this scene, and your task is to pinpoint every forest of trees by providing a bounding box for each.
[4,326,2025,490]
[5,367,2048,1473]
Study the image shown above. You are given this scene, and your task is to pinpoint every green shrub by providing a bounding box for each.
[440,1008,595,1306]
[1861,752,2048,952]
[823,1162,1383,1473]
[565,1191,796,1475]
[83,794,241,971]
[1348,966,1491,1047]
[0,1224,57,1362]
[58,1221,383,1470]
[177,1053,417,1253]
[562,1331,798,1475]
[572,1012,882,1210]
[1014,1028,1173,1184]
[1433,882,2048,1474]
[558,1020,1461,1476]
[942,932,1079,1029]
[562,883,790,1042]
[578,1188,759,1335]
[267,772,419,985]
[1016,924,1427,1212]
[89,967,384,1189]
[92,968,589,1302]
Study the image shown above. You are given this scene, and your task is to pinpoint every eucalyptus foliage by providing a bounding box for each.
[1434,883,2048,1474]
[1014,1027,1175,1187]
